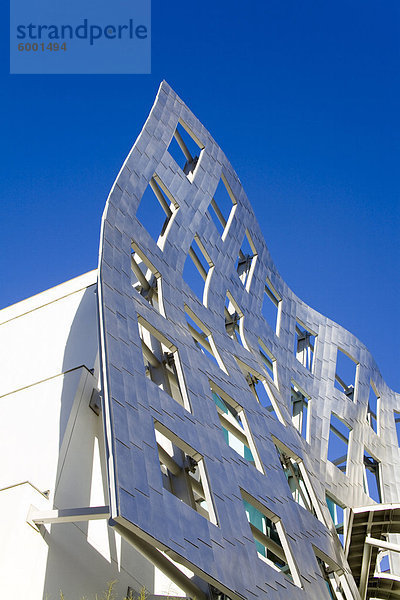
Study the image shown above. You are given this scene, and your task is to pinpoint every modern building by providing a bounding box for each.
[1,82,399,600]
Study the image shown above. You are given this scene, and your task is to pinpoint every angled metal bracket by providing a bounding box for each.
[27,504,109,530]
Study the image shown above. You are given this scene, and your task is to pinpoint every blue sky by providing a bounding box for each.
[1,1,399,390]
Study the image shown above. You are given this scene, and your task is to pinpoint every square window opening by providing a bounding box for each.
[328,414,351,475]
[334,348,358,401]
[291,382,310,442]
[210,383,263,473]
[183,235,214,304]
[207,173,237,239]
[235,230,257,291]
[136,176,178,249]
[138,318,190,411]
[241,491,301,586]
[154,422,217,525]
[294,321,316,372]
[167,120,204,181]
[262,279,282,336]
[363,449,382,503]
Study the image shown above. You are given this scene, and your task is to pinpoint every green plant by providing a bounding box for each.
[98,580,117,600]
[56,581,146,600]
[138,586,147,600]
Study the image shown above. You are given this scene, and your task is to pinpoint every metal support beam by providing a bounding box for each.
[157,444,181,477]
[113,523,208,600]
[365,536,400,554]
[217,411,248,447]
[150,178,172,218]
[174,129,192,162]
[131,255,151,292]
[27,505,109,528]
[187,324,213,355]
[249,523,287,563]
[188,247,207,281]
[210,198,227,229]
[330,424,349,445]
[264,284,279,307]
[141,339,162,369]
[359,511,374,600]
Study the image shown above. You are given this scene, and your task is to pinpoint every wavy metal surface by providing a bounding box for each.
[98,81,399,599]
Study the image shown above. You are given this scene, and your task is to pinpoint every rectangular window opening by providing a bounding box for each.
[275,443,319,518]
[138,318,190,411]
[207,173,237,239]
[394,411,400,447]
[258,339,277,385]
[367,383,379,434]
[131,242,163,313]
[326,494,345,546]
[224,292,246,347]
[315,551,344,599]
[235,230,257,291]
[136,176,178,248]
[334,348,358,401]
[241,491,301,586]
[235,358,284,423]
[262,279,282,336]
[184,307,226,373]
[183,235,213,304]
[363,449,382,503]
[294,321,316,372]
[154,422,217,525]
[167,120,204,181]
[328,414,351,475]
[210,383,263,472]
[291,382,310,441]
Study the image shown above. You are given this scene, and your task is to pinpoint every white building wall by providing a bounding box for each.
[0,272,183,599]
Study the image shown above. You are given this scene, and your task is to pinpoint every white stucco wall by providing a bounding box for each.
[0,272,183,600]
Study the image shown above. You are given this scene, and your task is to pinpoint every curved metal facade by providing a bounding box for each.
[98,81,400,600]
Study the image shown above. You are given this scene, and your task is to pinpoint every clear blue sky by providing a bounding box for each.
[1,1,399,390]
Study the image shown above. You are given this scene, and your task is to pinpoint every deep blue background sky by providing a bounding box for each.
[1,1,399,390]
